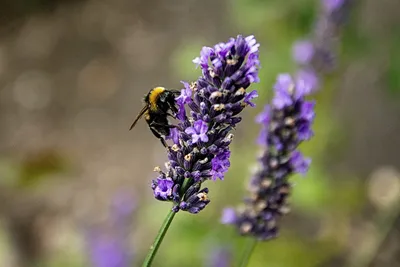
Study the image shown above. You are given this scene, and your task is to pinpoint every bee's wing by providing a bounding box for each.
[129,105,148,130]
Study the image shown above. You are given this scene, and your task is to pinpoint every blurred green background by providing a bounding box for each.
[0,0,399,267]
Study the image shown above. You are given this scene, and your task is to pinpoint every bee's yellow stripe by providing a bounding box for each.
[149,87,165,111]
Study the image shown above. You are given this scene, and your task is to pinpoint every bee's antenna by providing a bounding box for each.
[129,106,148,130]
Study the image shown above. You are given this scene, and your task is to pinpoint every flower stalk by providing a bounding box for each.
[238,239,258,267]
[141,209,176,267]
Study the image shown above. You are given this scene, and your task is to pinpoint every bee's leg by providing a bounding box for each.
[159,138,168,148]
[170,105,178,115]
[150,121,177,129]
[149,127,168,147]
[160,122,181,131]
[166,112,176,118]
[167,100,178,114]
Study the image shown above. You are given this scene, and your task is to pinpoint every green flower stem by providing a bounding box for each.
[142,209,176,267]
[238,238,258,267]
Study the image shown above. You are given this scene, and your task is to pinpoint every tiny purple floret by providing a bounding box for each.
[154,178,174,200]
[185,120,209,143]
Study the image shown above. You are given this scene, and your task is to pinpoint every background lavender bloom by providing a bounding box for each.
[86,232,131,267]
[323,0,345,12]
[206,247,232,267]
[292,0,352,92]
[85,193,135,267]
[222,73,315,240]
[151,35,260,213]
[292,40,314,65]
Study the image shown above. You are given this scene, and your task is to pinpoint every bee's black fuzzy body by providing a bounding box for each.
[130,87,180,147]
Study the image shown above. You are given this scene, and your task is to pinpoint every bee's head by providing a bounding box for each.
[145,86,165,104]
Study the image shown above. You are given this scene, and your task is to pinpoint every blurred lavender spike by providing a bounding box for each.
[151,35,261,214]
[85,193,135,267]
[221,73,315,240]
[86,231,132,267]
[206,247,232,267]
[292,0,352,92]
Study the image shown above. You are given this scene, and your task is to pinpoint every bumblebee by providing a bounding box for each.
[129,87,180,147]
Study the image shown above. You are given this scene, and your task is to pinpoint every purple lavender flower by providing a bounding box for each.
[86,232,131,267]
[222,73,315,240]
[221,207,236,224]
[210,149,231,181]
[322,0,346,13]
[292,0,352,92]
[85,193,135,267]
[185,120,209,143]
[206,247,232,267]
[296,69,319,94]
[292,40,314,65]
[151,35,260,213]
[153,178,174,200]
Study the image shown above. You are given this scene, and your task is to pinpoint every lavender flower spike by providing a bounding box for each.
[292,0,352,93]
[152,35,260,214]
[85,193,135,267]
[222,73,315,240]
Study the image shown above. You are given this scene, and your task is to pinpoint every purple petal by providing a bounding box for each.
[192,134,200,144]
[290,151,311,176]
[323,0,345,12]
[176,81,192,105]
[185,127,196,135]
[244,90,259,107]
[167,128,180,144]
[154,178,174,200]
[292,40,314,65]
[176,101,186,121]
[245,35,260,54]
[210,150,231,180]
[300,100,316,121]
[297,122,314,141]
[296,69,319,94]
[200,134,209,143]
[198,120,208,135]
[257,127,268,146]
[272,74,294,109]
[221,208,237,224]
[193,46,213,69]
[255,105,270,125]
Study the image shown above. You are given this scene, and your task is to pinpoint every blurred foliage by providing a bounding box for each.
[0,149,67,188]
[1,0,83,21]
[18,149,67,188]
[385,36,400,95]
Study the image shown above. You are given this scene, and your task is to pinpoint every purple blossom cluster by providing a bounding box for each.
[151,35,260,214]
[222,73,315,240]
[292,0,351,92]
